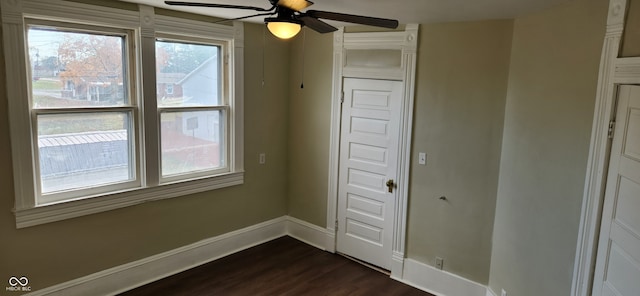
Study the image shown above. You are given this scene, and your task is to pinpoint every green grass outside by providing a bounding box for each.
[31,78,127,137]
[32,79,62,90]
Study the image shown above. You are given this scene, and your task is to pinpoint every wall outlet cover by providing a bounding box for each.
[435,257,443,270]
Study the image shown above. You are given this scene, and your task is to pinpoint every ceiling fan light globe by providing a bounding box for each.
[276,0,313,11]
[267,21,301,39]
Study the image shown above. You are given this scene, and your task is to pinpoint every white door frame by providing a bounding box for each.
[325,24,419,279]
[572,0,640,295]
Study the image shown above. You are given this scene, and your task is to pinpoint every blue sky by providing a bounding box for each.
[27,28,63,58]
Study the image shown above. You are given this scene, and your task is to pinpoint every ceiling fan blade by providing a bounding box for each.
[306,10,399,29]
[276,0,313,11]
[164,1,273,12]
[214,12,277,23]
[298,16,337,33]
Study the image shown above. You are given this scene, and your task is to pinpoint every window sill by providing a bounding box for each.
[14,171,244,228]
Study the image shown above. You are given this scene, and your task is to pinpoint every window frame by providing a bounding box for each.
[154,35,230,183]
[26,20,142,205]
[1,0,244,228]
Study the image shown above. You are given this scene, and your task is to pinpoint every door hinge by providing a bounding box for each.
[335,219,339,231]
[340,91,344,104]
[608,120,616,139]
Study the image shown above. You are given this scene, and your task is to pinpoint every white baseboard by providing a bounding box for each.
[283,218,495,296]
[390,253,405,280]
[486,287,498,296]
[285,215,335,251]
[27,215,495,296]
[401,258,488,296]
[27,216,288,296]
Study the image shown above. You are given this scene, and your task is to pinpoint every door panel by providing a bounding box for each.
[347,193,385,219]
[337,78,402,270]
[349,143,388,165]
[593,85,640,296]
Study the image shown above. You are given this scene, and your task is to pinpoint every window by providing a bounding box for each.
[27,23,139,204]
[2,0,244,227]
[155,39,226,180]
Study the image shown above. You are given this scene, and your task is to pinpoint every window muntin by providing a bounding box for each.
[156,39,228,180]
[27,22,139,204]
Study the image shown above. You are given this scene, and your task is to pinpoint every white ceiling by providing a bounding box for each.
[122,0,571,25]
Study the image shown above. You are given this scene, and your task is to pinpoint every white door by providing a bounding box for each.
[336,78,402,270]
[593,85,640,295]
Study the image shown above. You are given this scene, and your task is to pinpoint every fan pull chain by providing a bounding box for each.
[300,28,306,89]
[262,26,266,87]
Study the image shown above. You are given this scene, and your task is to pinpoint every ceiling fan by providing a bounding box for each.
[164,0,399,39]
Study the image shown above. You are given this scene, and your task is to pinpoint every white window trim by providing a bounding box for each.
[1,0,244,228]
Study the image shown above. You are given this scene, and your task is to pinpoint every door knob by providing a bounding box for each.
[386,179,396,193]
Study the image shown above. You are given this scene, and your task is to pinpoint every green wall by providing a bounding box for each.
[488,0,608,294]
[0,22,291,291]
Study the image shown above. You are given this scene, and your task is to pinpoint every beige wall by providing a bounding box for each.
[488,0,608,295]
[287,30,334,226]
[406,20,513,284]
[0,22,290,290]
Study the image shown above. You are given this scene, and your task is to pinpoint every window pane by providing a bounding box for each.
[28,27,127,108]
[38,112,134,194]
[156,40,221,107]
[161,110,224,177]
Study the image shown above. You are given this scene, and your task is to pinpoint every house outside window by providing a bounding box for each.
[1,0,244,228]
[27,24,138,204]
[155,39,227,180]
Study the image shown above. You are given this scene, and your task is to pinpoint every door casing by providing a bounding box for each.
[572,0,640,295]
[326,24,419,279]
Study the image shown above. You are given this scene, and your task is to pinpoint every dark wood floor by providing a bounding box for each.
[120,236,433,296]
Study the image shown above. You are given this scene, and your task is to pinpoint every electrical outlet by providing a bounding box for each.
[435,257,443,270]
[259,153,266,164]
[501,289,507,296]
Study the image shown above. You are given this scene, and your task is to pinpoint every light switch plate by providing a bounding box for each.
[259,153,266,164]
[418,152,426,165]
